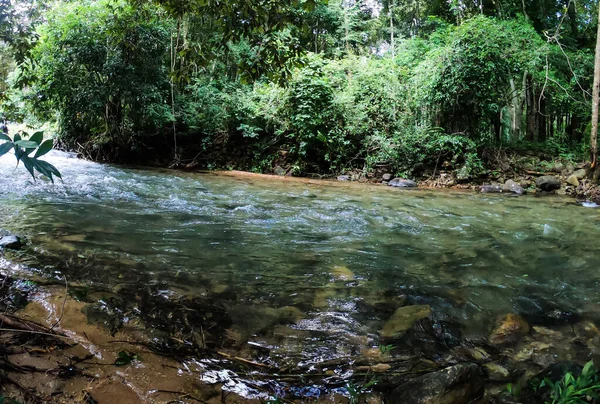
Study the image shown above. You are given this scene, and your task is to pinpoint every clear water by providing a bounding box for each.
[1,151,599,376]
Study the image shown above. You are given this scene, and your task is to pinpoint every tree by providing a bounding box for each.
[591,3,600,179]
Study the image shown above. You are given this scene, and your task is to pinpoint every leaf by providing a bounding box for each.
[14,140,39,149]
[20,155,36,180]
[28,131,44,145]
[0,133,11,142]
[0,143,12,158]
[34,139,54,158]
[35,160,62,182]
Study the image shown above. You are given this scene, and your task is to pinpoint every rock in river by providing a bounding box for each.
[489,313,530,345]
[480,184,503,193]
[388,178,417,188]
[380,305,431,338]
[503,180,525,195]
[389,363,484,404]
[0,235,22,250]
[535,176,561,192]
[514,296,578,326]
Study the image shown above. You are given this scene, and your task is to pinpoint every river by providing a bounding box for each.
[1,151,599,401]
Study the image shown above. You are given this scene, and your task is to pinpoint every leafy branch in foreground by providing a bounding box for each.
[540,361,600,404]
[0,131,62,183]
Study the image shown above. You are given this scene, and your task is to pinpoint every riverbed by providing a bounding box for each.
[1,151,600,402]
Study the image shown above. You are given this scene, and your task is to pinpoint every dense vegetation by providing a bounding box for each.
[0,0,598,178]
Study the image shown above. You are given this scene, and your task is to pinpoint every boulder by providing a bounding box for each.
[380,305,431,338]
[551,162,564,173]
[503,180,525,195]
[566,175,580,187]
[389,178,417,188]
[273,165,286,176]
[535,176,561,192]
[489,313,530,345]
[565,163,575,175]
[574,168,586,180]
[480,185,503,193]
[337,175,351,181]
[0,235,22,250]
[382,173,393,181]
[389,363,484,404]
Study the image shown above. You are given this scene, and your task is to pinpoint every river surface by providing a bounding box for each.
[1,151,599,399]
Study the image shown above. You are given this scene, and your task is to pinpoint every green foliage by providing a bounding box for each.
[24,0,171,152]
[0,130,61,182]
[1,0,595,175]
[115,350,139,366]
[539,361,600,404]
[346,379,378,404]
[378,344,395,354]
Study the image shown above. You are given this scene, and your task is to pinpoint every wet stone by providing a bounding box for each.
[388,178,417,188]
[489,313,530,346]
[380,305,431,338]
[0,235,22,250]
[514,296,579,326]
[389,363,484,404]
[480,184,503,193]
[503,180,525,195]
[483,362,511,382]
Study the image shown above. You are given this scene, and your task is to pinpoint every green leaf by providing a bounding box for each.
[0,133,11,142]
[29,131,44,145]
[0,143,12,158]
[20,155,36,180]
[34,139,54,158]
[35,160,62,181]
[15,140,39,149]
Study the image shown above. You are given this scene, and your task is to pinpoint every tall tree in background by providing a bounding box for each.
[591,4,600,179]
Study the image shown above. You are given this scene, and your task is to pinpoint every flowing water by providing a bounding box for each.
[1,151,600,399]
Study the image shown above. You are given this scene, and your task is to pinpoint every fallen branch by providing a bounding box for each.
[216,351,272,369]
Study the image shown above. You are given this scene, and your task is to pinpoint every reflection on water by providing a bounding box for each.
[1,151,599,396]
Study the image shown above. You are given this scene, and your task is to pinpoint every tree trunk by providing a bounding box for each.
[510,78,522,141]
[526,74,538,142]
[591,5,600,180]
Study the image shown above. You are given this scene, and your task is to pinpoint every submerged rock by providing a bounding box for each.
[380,305,431,338]
[514,296,578,326]
[389,363,484,404]
[489,313,530,345]
[535,176,561,192]
[331,265,355,281]
[0,235,22,250]
[388,178,417,188]
[483,362,511,382]
[503,180,525,195]
[480,184,503,193]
